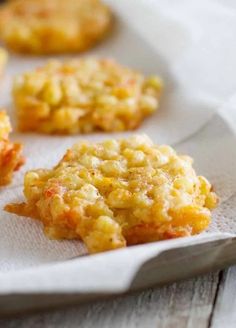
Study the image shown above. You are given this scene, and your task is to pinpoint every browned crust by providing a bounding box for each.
[0,140,25,185]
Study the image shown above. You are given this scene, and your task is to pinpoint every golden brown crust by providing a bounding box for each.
[5,135,218,253]
[13,58,163,134]
[0,111,24,186]
[0,0,112,54]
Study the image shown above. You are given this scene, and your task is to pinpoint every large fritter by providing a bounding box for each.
[5,135,218,253]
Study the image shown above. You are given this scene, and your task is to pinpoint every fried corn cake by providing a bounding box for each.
[0,0,111,54]
[13,58,163,134]
[5,135,218,253]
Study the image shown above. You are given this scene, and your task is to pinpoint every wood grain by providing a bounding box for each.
[210,266,236,328]
[0,272,219,328]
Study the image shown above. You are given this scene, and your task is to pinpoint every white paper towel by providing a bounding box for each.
[0,0,236,294]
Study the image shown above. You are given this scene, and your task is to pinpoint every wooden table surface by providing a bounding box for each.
[1,266,235,328]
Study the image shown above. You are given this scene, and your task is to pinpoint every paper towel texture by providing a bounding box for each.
[0,0,236,294]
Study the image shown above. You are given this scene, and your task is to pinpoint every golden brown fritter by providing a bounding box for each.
[0,0,112,54]
[5,135,218,253]
[13,58,163,134]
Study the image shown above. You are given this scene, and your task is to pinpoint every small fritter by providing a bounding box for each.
[0,111,24,186]
[5,135,218,253]
[0,0,111,54]
[13,58,163,134]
